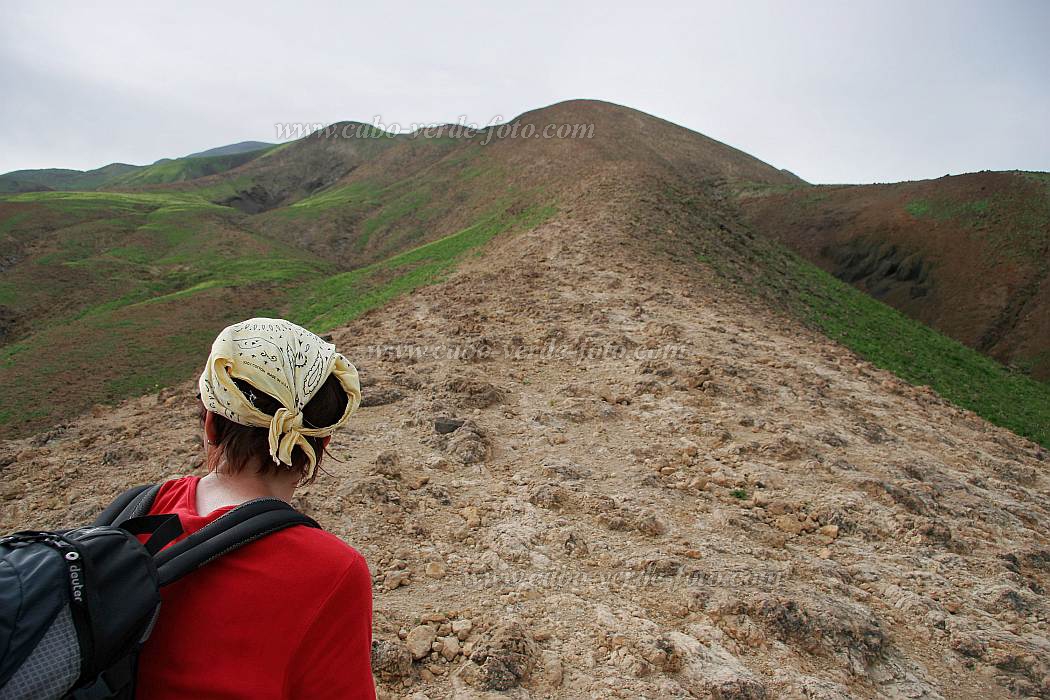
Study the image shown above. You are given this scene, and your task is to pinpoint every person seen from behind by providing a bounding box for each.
[135,318,376,699]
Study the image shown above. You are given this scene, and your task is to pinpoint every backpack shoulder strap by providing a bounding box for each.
[154,498,319,586]
[93,484,161,527]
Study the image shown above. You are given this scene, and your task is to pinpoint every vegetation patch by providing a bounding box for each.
[6,190,198,212]
[291,202,556,331]
[905,197,990,222]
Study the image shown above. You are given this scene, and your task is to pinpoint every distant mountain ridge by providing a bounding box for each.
[184,140,276,158]
[0,162,139,192]
[0,141,276,192]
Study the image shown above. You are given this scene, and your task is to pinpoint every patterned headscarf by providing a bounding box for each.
[198,318,362,479]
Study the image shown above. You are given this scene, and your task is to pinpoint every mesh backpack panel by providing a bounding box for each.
[0,605,80,700]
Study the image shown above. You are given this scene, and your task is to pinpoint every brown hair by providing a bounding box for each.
[199,373,349,484]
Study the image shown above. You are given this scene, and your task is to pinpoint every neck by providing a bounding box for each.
[197,457,301,511]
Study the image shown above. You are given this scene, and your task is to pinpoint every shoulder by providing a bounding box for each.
[277,525,368,564]
[265,527,372,628]
[262,522,370,577]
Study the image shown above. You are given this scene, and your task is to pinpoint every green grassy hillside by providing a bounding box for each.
[104,148,274,187]
[0,184,554,437]
[671,182,1050,448]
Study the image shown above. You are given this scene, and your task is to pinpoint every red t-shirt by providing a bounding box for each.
[135,476,376,700]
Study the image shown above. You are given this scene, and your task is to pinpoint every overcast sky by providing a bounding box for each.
[1,0,1047,183]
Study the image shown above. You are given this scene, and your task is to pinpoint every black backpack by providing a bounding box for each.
[0,485,318,700]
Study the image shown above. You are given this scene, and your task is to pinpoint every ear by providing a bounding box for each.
[204,411,221,446]
[322,436,331,449]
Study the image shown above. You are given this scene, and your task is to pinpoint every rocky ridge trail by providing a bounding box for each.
[2,184,1048,699]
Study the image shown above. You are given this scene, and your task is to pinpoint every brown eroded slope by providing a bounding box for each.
[737,172,1050,380]
[3,169,1048,699]
[242,99,802,268]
